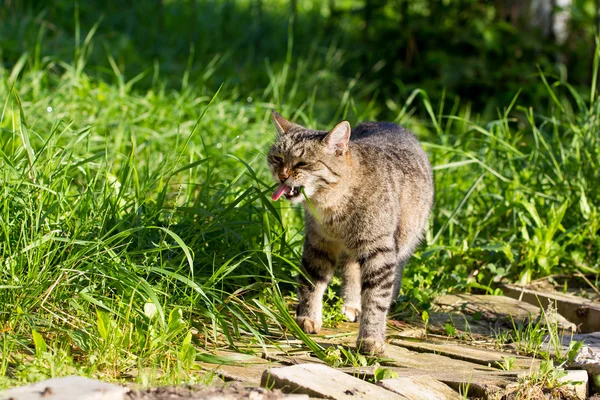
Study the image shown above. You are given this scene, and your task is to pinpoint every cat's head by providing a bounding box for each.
[267,111,351,204]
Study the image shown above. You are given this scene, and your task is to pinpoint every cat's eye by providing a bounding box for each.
[271,155,284,163]
[294,161,308,169]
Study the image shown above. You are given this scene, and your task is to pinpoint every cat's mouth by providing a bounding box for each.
[272,183,304,201]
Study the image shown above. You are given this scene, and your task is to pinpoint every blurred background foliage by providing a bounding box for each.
[2,0,598,117]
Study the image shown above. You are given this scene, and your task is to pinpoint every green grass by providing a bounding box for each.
[1,1,600,390]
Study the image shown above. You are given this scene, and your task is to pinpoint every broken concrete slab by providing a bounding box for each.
[367,343,517,398]
[381,340,498,373]
[414,370,517,399]
[340,367,518,399]
[408,311,499,337]
[390,338,541,370]
[0,376,127,400]
[377,376,461,400]
[502,284,600,333]
[340,366,520,381]
[261,364,406,399]
[435,294,576,331]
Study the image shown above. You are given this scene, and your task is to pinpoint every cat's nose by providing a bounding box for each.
[278,168,290,182]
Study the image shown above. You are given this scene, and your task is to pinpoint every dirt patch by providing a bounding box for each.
[126,382,300,400]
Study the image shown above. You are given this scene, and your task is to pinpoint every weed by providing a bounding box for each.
[458,378,472,399]
[497,356,516,371]
[510,316,548,358]
[421,310,429,335]
[321,278,346,328]
[510,359,583,399]
[324,345,383,369]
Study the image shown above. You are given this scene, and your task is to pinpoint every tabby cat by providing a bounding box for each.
[267,111,434,354]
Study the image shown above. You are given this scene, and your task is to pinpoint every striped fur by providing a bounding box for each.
[267,113,434,354]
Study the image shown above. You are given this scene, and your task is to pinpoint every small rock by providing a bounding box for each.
[572,344,600,392]
[0,376,127,400]
[558,370,588,400]
[553,332,600,393]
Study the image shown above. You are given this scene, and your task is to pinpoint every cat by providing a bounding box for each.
[267,111,434,354]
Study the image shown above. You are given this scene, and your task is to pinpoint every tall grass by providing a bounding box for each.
[0,45,307,386]
[0,2,599,389]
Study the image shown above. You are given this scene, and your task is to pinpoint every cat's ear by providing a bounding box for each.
[324,121,351,156]
[272,111,292,135]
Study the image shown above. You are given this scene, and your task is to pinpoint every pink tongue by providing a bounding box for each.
[272,183,291,201]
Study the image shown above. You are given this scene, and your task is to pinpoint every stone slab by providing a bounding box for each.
[501,284,600,332]
[381,340,498,373]
[390,338,540,370]
[435,294,576,331]
[377,376,461,400]
[0,376,127,400]
[434,373,510,399]
[340,367,519,399]
[386,321,427,339]
[408,311,499,337]
[261,363,406,399]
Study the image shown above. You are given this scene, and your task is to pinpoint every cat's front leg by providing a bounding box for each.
[296,239,335,334]
[340,257,361,322]
[356,246,397,354]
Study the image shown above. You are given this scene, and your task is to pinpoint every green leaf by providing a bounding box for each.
[155,227,195,277]
[144,302,158,320]
[32,329,48,357]
[374,367,399,382]
[567,340,583,363]
[195,352,253,365]
[167,308,186,336]
[179,332,196,365]
[96,310,110,340]
[445,323,456,337]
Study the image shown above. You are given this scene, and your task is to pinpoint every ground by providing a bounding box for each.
[126,383,292,400]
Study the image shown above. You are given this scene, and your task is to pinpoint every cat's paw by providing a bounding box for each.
[356,337,385,355]
[342,305,360,322]
[295,316,322,334]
